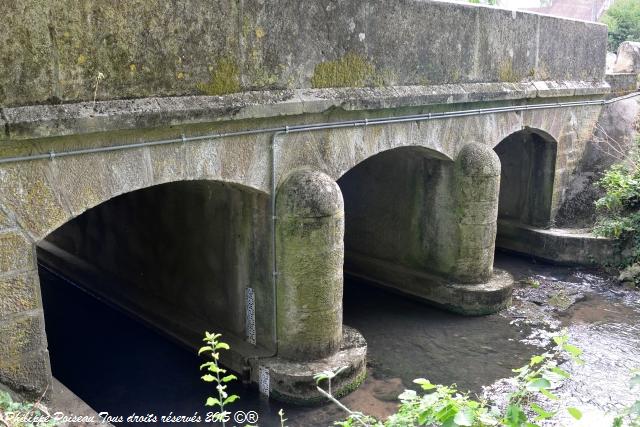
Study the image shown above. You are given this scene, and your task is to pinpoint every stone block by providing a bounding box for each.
[0,313,47,362]
[0,350,51,400]
[0,161,69,240]
[0,207,15,230]
[0,271,40,318]
[0,231,34,274]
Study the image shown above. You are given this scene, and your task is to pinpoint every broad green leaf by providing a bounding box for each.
[526,378,551,391]
[201,374,216,382]
[198,346,212,355]
[530,403,554,420]
[413,378,437,390]
[222,374,237,383]
[549,367,570,378]
[215,342,231,350]
[205,397,221,407]
[539,388,559,400]
[567,407,582,420]
[207,365,223,374]
[435,403,457,423]
[453,407,475,426]
[199,362,214,370]
[505,404,527,426]
[223,395,240,405]
[562,344,583,358]
[530,355,544,365]
[553,335,567,346]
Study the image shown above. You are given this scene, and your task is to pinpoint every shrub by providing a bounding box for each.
[593,140,640,272]
[319,332,585,427]
[601,0,640,52]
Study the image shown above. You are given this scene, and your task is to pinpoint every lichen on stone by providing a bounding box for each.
[197,57,241,96]
[311,52,382,89]
[498,60,519,83]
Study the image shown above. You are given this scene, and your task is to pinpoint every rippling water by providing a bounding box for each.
[40,252,640,426]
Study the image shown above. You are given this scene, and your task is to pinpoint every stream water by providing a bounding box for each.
[39,252,640,427]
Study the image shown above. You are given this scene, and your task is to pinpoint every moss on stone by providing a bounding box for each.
[498,60,519,83]
[197,57,241,96]
[334,367,367,399]
[311,53,380,89]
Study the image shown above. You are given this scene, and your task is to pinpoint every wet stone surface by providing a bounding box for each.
[486,253,640,426]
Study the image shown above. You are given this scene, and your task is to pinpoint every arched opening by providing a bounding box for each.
[494,130,558,228]
[36,180,271,416]
[333,146,530,406]
[336,146,457,297]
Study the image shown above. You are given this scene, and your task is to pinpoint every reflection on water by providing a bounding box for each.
[39,252,640,426]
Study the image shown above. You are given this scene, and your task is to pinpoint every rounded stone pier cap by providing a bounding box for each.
[277,169,344,218]
[456,143,501,176]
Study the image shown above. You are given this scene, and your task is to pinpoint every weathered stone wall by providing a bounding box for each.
[42,181,272,350]
[0,91,604,397]
[556,96,640,228]
[0,0,607,107]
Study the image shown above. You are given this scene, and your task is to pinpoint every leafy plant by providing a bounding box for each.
[199,332,239,427]
[278,408,288,427]
[601,0,640,51]
[594,139,640,276]
[0,390,58,427]
[322,332,585,427]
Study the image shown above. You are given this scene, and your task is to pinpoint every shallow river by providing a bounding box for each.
[39,252,640,426]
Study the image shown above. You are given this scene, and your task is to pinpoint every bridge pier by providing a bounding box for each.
[276,169,344,360]
[452,143,501,283]
[255,169,366,404]
[340,144,512,315]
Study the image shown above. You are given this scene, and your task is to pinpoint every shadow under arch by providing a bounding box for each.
[337,145,457,284]
[494,128,558,228]
[37,179,273,390]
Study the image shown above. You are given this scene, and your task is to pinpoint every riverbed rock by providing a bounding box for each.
[618,262,640,285]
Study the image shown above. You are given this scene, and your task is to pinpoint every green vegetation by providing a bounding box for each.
[197,332,287,427]
[593,139,640,284]
[601,0,640,51]
[197,57,241,96]
[198,332,240,426]
[311,53,385,89]
[318,332,586,427]
[319,333,639,426]
[0,390,58,427]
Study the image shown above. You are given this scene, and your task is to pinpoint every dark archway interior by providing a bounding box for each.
[494,131,557,228]
[38,180,271,353]
[337,147,456,278]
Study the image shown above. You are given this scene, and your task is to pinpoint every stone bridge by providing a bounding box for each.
[0,0,634,404]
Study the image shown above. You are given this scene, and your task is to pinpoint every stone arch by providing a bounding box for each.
[273,124,455,188]
[333,142,506,314]
[493,128,558,227]
[0,147,269,397]
[336,145,455,276]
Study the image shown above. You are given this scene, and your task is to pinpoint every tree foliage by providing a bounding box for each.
[602,0,640,51]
